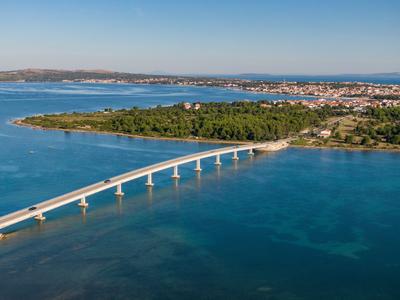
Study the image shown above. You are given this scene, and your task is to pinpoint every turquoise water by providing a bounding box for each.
[0,83,399,299]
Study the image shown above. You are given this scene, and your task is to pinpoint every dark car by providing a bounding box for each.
[28,206,37,211]
[104,179,111,183]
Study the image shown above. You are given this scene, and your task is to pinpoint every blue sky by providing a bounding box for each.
[0,0,399,74]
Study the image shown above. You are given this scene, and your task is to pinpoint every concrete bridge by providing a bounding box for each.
[0,141,287,238]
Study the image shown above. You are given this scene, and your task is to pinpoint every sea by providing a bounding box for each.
[0,83,399,300]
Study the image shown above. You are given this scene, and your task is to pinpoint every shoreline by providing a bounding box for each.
[0,81,372,100]
[12,119,250,145]
[290,144,400,153]
[13,119,400,152]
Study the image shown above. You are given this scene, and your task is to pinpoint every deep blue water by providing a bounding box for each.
[0,83,399,300]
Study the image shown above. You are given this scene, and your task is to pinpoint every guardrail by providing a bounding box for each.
[0,142,273,237]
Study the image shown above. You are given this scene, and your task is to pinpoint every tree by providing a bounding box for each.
[334,131,342,140]
[345,134,354,144]
[390,135,400,145]
[361,136,371,146]
[21,101,335,142]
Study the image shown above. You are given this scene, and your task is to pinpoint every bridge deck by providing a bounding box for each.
[0,142,272,232]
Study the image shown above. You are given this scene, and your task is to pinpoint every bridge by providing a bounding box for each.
[0,141,286,238]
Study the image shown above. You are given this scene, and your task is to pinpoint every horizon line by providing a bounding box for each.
[1,68,399,77]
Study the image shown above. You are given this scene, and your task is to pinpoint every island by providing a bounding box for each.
[16,100,400,151]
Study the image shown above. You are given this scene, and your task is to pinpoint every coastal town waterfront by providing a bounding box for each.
[2,69,400,100]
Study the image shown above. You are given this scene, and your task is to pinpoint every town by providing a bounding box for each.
[2,69,399,100]
[180,98,400,112]
[282,98,400,109]
[69,76,400,100]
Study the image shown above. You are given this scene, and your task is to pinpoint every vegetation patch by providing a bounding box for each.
[22,101,329,142]
[20,101,400,150]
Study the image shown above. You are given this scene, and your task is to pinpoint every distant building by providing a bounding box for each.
[183,102,192,110]
[318,129,332,138]
[300,129,310,134]
[194,102,201,110]
[260,103,271,108]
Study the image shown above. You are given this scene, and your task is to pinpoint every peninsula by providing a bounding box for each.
[17,100,400,151]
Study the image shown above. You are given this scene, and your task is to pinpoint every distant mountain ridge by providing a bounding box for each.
[0,69,181,82]
[0,69,399,84]
[3,68,124,75]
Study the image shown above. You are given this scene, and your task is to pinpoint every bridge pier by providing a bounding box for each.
[115,183,124,196]
[194,159,202,172]
[171,166,180,179]
[34,213,46,222]
[214,154,222,165]
[78,196,89,208]
[232,150,239,160]
[146,173,154,187]
[0,143,273,234]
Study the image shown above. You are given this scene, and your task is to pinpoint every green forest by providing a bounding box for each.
[23,101,330,141]
[355,106,400,145]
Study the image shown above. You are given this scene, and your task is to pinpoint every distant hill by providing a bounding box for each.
[0,69,181,82]
[1,69,399,84]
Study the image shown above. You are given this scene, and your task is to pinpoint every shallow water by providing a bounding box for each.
[0,83,399,299]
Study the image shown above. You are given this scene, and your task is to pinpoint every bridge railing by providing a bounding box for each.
[0,142,271,235]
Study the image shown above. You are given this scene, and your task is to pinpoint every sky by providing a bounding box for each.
[0,0,399,75]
